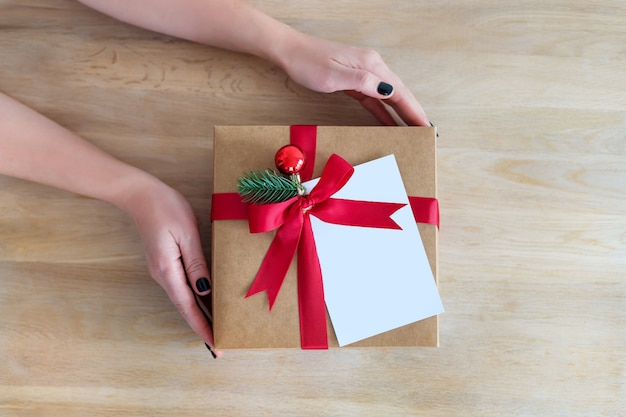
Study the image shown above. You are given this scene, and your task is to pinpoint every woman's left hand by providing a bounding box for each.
[276,31,431,127]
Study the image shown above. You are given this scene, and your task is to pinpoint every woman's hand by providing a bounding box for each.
[276,31,431,127]
[122,177,222,357]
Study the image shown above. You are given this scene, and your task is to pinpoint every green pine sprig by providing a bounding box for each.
[237,170,303,205]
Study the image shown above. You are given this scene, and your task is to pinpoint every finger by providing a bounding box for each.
[385,87,431,126]
[334,64,396,100]
[344,90,397,126]
[162,267,223,357]
[335,63,430,126]
[364,69,430,126]
[195,294,221,358]
[179,226,212,296]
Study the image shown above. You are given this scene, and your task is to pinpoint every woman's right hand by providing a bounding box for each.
[122,176,222,357]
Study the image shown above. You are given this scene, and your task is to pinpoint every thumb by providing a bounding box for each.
[337,66,394,99]
[180,227,212,296]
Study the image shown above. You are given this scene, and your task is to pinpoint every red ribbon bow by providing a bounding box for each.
[245,154,406,349]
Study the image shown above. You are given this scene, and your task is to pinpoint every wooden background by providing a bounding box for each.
[1,1,624,415]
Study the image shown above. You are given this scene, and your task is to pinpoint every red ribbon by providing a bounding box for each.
[289,125,317,182]
[211,125,440,349]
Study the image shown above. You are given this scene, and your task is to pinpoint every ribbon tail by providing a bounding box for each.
[246,215,303,310]
[312,199,406,229]
[297,216,329,349]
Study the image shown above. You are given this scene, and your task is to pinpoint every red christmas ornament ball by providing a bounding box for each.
[275,144,306,175]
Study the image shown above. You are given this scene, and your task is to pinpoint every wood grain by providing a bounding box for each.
[1,0,625,415]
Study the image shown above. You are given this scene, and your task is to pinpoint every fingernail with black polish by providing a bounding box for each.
[377,81,393,96]
[429,121,440,137]
[196,277,211,292]
[205,343,217,359]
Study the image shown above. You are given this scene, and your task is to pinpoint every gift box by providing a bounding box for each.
[211,126,441,349]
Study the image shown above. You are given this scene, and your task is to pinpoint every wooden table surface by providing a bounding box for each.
[1,1,625,415]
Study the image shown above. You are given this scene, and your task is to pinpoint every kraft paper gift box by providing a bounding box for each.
[211,126,441,349]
